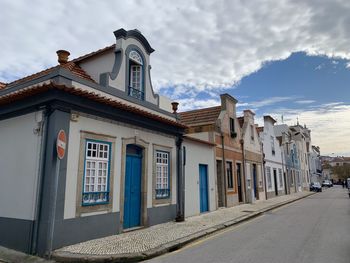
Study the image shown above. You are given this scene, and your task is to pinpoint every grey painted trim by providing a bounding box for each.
[53,212,120,249]
[36,109,71,256]
[58,67,171,118]
[0,91,184,136]
[148,65,160,105]
[147,205,176,226]
[1,65,170,118]
[0,217,34,253]
[99,48,123,86]
[0,68,61,96]
[114,28,155,54]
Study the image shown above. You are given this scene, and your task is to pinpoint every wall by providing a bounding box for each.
[260,120,285,195]
[64,113,177,219]
[0,112,42,220]
[183,140,216,217]
[0,112,42,252]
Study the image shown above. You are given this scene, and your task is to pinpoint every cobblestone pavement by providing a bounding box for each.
[56,192,312,256]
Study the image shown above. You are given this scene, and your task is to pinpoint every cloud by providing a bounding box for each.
[237,96,296,109]
[1,0,350,94]
[262,102,350,156]
[295,100,315,104]
[177,98,220,112]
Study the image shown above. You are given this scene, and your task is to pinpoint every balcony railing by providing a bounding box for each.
[128,86,144,100]
[82,191,109,206]
[156,188,170,199]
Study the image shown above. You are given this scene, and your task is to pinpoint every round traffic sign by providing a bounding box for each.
[56,130,67,160]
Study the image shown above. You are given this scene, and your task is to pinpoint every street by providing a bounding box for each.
[147,186,350,263]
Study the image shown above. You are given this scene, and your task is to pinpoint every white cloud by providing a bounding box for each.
[177,98,220,112]
[295,100,315,104]
[1,0,350,93]
[263,102,350,156]
[237,96,296,109]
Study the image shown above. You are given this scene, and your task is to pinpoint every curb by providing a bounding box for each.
[52,193,315,263]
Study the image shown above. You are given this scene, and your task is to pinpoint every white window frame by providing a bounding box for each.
[155,150,170,199]
[130,65,142,90]
[82,140,111,205]
[278,168,283,188]
[266,166,272,190]
[226,161,234,189]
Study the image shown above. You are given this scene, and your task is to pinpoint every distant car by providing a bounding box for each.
[322,180,332,187]
[310,182,322,192]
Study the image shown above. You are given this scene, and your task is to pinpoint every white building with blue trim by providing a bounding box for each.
[0,29,192,255]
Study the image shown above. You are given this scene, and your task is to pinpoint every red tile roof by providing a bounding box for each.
[179,106,221,126]
[0,82,6,90]
[0,81,186,129]
[4,62,95,89]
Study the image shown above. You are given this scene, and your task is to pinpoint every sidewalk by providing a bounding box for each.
[52,191,313,262]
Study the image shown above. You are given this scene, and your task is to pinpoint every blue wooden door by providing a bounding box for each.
[199,164,209,213]
[123,153,142,229]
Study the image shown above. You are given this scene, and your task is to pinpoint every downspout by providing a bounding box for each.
[175,135,184,222]
[261,143,268,201]
[221,132,227,207]
[172,102,184,222]
[30,107,51,254]
[240,139,248,203]
[281,145,288,195]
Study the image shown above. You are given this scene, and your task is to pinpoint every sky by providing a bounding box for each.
[0,0,349,156]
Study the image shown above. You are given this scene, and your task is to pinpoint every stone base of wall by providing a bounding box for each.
[0,217,33,253]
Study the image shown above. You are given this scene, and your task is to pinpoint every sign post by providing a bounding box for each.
[47,130,66,257]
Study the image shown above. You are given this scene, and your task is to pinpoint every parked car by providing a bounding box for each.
[310,182,322,192]
[322,180,332,187]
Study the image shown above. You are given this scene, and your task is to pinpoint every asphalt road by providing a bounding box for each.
[146,186,350,263]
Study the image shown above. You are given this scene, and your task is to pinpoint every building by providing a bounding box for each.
[0,29,188,255]
[259,116,286,198]
[274,124,300,194]
[238,110,266,203]
[183,136,216,217]
[309,146,322,183]
[180,94,245,207]
[290,124,311,190]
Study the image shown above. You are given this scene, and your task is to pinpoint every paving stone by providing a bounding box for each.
[55,192,312,257]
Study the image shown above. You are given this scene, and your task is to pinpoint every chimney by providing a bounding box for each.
[56,50,70,64]
[171,102,179,114]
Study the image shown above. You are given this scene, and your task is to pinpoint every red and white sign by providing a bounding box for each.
[56,130,66,160]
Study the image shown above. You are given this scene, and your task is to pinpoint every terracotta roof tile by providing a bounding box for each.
[3,62,95,90]
[179,106,221,126]
[0,81,186,129]
[0,82,6,90]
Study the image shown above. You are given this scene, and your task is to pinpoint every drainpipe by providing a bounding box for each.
[30,107,51,254]
[172,102,185,222]
[240,139,248,203]
[261,144,268,201]
[175,135,184,222]
[220,132,227,207]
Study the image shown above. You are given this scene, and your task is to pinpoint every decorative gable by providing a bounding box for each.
[78,28,160,108]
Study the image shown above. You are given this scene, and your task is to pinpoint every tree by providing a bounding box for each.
[331,164,350,180]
